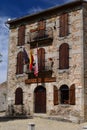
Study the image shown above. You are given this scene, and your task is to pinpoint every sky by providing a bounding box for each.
[0,0,73,83]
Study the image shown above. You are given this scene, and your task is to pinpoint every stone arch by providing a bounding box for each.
[58,79,71,89]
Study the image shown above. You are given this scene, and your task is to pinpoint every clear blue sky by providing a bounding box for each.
[0,0,72,83]
[0,0,71,18]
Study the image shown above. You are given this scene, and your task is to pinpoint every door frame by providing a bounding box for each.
[34,85,46,113]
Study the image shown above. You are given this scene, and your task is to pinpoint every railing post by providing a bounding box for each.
[28,123,35,130]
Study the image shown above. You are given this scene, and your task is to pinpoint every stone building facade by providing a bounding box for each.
[0,82,7,112]
[6,0,87,123]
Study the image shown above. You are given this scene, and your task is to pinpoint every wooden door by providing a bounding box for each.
[34,86,46,113]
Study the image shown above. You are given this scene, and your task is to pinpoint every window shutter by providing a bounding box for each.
[41,48,45,70]
[54,86,58,105]
[70,84,75,105]
[59,15,65,37]
[38,48,45,71]
[18,25,25,46]
[59,43,69,69]
[16,52,23,74]
[16,58,19,75]
[19,52,23,74]
[59,13,69,37]
[64,13,69,36]
[15,88,23,105]
[64,43,69,69]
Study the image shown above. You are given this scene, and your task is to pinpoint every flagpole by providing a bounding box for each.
[37,73,38,87]
[33,42,39,86]
[36,42,38,87]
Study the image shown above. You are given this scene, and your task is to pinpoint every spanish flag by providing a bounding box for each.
[29,50,34,71]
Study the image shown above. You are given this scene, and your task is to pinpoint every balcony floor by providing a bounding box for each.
[25,77,56,84]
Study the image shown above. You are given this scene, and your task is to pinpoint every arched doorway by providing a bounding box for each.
[34,86,46,113]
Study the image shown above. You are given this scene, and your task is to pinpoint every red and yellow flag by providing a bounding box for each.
[29,50,34,71]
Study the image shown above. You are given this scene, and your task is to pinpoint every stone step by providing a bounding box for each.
[0,115,33,121]
[34,114,72,123]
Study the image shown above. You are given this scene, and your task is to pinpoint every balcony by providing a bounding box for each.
[27,66,52,79]
[27,27,53,48]
[25,66,56,84]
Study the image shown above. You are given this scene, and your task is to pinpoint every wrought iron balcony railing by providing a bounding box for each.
[26,66,53,79]
[27,27,53,46]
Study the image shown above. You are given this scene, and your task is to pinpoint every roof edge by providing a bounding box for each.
[6,0,87,24]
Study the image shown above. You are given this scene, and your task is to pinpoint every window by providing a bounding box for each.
[38,20,46,38]
[38,48,45,71]
[60,85,69,104]
[16,51,24,74]
[59,84,75,105]
[54,86,58,105]
[15,87,23,105]
[18,25,25,46]
[59,13,69,37]
[38,19,46,30]
[59,43,69,69]
[70,84,75,105]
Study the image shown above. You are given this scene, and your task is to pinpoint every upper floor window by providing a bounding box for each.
[16,51,24,74]
[15,87,23,105]
[38,19,46,38]
[59,43,69,69]
[38,19,46,30]
[18,25,25,46]
[59,13,69,37]
[38,48,45,71]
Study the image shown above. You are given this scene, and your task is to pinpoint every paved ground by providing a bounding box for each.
[0,113,87,130]
[0,117,79,130]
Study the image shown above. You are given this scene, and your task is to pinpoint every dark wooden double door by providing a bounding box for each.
[34,86,46,113]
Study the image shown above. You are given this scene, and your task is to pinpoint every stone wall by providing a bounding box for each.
[83,3,87,121]
[0,81,7,112]
[56,9,84,122]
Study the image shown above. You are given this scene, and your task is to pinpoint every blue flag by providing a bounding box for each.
[23,48,29,64]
